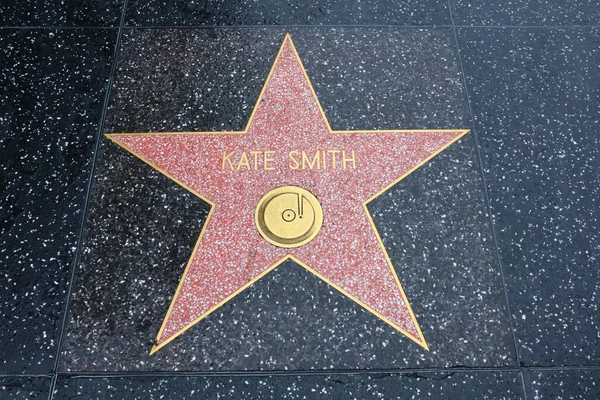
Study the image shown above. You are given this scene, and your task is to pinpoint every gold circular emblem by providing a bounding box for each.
[255,186,323,248]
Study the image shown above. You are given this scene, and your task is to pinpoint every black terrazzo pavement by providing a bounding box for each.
[0,29,116,374]
[524,369,600,399]
[54,372,524,399]
[1,2,598,400]
[124,0,451,27]
[457,27,600,367]
[1,1,124,27]
[449,0,600,27]
[0,377,50,400]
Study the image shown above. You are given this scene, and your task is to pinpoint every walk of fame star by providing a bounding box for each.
[107,34,469,354]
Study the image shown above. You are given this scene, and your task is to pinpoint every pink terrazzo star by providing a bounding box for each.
[108,34,469,354]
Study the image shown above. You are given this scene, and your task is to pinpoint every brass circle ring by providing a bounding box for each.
[255,186,323,248]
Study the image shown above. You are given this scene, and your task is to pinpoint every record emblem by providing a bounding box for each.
[255,186,323,248]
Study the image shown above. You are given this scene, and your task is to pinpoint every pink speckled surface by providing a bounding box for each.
[109,36,466,351]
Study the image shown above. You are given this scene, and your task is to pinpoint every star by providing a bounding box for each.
[107,34,469,354]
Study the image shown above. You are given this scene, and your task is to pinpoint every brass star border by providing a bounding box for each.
[105,34,469,354]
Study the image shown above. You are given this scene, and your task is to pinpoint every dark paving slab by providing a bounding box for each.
[0,377,50,400]
[106,28,471,133]
[54,371,524,399]
[457,28,600,366]
[124,0,450,27]
[450,0,600,26]
[524,369,600,399]
[289,31,470,130]
[105,29,280,133]
[0,0,124,27]
[0,29,116,373]
[60,28,515,371]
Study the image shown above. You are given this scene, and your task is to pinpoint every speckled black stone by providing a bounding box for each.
[457,28,600,366]
[105,29,281,133]
[54,372,524,399]
[124,0,450,26]
[106,28,471,133]
[0,0,124,27]
[450,0,599,26]
[61,28,515,371]
[524,369,600,399]
[0,29,116,373]
[288,30,472,130]
[0,377,50,400]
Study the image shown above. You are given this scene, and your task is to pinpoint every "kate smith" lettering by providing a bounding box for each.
[221,150,357,171]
